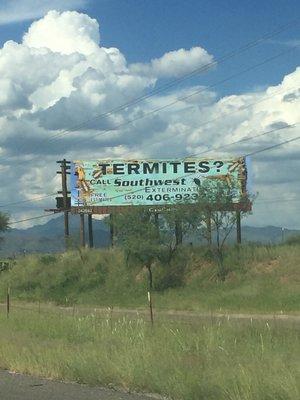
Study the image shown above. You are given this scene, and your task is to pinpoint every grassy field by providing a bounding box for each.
[0,243,299,313]
[0,307,298,400]
[0,244,299,399]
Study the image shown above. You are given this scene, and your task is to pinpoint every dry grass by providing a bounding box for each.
[0,307,299,399]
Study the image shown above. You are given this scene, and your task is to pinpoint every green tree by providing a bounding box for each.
[112,207,160,290]
[195,180,251,280]
[112,206,191,291]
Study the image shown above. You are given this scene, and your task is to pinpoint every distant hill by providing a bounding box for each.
[0,215,110,257]
[0,215,299,257]
[238,226,298,244]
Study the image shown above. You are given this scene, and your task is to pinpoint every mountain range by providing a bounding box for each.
[0,215,299,257]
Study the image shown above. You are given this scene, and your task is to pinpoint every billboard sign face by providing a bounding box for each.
[70,157,249,211]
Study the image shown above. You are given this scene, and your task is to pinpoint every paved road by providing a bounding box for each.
[0,371,156,400]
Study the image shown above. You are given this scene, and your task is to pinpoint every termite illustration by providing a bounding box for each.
[75,165,93,203]
[206,174,234,188]
[92,168,103,179]
[228,158,244,173]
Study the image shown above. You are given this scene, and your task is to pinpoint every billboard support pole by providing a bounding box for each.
[236,211,242,244]
[88,214,94,248]
[175,217,183,245]
[80,214,85,247]
[154,213,159,237]
[110,214,115,247]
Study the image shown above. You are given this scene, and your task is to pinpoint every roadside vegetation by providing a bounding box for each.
[0,308,298,400]
[0,198,299,399]
[0,242,299,313]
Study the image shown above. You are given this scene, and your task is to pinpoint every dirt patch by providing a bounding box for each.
[253,258,280,274]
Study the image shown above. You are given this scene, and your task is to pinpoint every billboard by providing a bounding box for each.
[70,157,250,212]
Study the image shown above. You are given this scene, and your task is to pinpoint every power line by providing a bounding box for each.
[0,122,295,211]
[188,123,297,158]
[2,22,300,215]
[1,40,296,167]
[9,195,300,226]
[66,62,298,153]
[2,105,299,212]
[6,19,295,162]
[9,213,56,225]
[255,197,300,204]
[33,19,300,146]
[8,146,300,228]
[70,127,300,206]
[0,193,57,208]
[35,130,300,213]
[245,134,300,157]
[8,137,300,225]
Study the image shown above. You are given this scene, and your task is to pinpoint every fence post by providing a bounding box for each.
[236,211,242,244]
[148,291,154,326]
[6,286,10,319]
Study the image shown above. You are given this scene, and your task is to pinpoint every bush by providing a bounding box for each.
[285,235,300,245]
[154,247,190,291]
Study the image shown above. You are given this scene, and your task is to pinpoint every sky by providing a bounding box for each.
[0,0,300,229]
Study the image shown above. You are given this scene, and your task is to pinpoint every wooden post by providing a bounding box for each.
[148,291,154,326]
[175,217,183,245]
[80,213,85,247]
[109,306,114,332]
[110,214,114,247]
[57,159,71,250]
[6,286,10,319]
[88,214,94,248]
[236,211,241,244]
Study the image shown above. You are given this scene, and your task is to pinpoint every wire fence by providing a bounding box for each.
[1,295,299,329]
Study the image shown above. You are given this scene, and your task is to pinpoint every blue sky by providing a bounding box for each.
[0,0,299,96]
[81,0,300,95]
[0,0,300,228]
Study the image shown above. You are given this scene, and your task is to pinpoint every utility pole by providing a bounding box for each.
[80,213,85,248]
[236,211,242,244]
[56,159,71,250]
[88,214,94,248]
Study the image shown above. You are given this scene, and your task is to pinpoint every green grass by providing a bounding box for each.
[0,245,299,398]
[0,308,298,399]
[0,244,299,313]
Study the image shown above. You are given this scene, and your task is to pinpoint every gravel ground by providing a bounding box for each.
[0,370,159,400]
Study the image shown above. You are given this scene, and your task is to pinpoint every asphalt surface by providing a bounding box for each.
[0,371,156,400]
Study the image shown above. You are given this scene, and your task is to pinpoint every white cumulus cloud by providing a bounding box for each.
[130,47,215,78]
[0,10,299,230]
[23,10,99,55]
